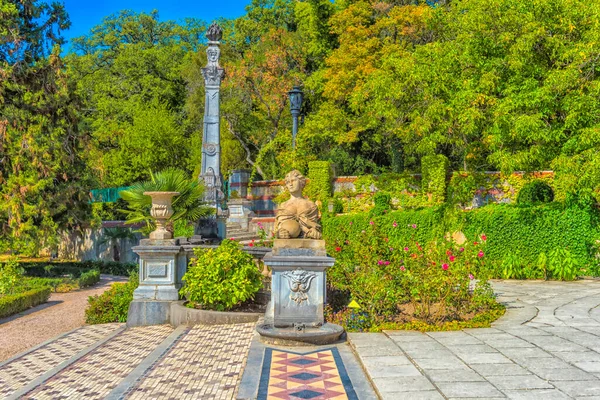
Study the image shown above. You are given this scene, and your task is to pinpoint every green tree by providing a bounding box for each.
[67,11,206,187]
[0,0,92,255]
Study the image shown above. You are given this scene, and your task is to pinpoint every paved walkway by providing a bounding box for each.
[350,279,600,399]
[0,275,127,362]
[2,279,600,399]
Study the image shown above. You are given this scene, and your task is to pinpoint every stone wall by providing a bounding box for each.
[58,221,142,263]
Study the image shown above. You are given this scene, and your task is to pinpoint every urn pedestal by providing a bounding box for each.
[256,239,344,345]
[127,240,186,327]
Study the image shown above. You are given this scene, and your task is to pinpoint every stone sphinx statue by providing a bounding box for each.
[274,170,322,240]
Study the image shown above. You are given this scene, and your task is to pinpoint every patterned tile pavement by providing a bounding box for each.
[0,323,121,398]
[125,322,256,400]
[257,348,358,400]
[22,325,173,400]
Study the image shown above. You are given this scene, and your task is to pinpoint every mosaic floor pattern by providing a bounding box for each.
[257,348,358,400]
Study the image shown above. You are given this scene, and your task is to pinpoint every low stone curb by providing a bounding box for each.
[170,301,261,326]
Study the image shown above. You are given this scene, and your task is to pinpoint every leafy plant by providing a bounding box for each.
[548,248,579,281]
[181,239,263,311]
[119,168,213,235]
[0,258,24,296]
[370,192,392,217]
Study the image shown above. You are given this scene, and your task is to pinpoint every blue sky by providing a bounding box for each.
[62,0,249,42]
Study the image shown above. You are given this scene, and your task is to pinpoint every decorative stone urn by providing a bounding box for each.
[144,191,179,240]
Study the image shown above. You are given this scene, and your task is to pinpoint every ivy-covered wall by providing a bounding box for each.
[322,203,600,274]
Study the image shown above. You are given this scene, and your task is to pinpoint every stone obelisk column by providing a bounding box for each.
[197,22,226,239]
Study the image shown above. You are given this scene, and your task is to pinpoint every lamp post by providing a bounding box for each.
[288,86,303,149]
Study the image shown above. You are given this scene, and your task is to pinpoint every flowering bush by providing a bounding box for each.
[327,220,500,328]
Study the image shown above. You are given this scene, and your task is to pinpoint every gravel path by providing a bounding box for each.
[0,275,128,362]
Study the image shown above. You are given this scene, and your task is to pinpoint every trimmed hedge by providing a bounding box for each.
[323,202,600,276]
[20,260,136,277]
[78,270,101,288]
[0,287,51,319]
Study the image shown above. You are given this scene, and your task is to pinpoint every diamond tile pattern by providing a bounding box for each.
[258,348,358,400]
[289,389,323,399]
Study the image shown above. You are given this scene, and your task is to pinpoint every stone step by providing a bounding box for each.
[227,232,259,241]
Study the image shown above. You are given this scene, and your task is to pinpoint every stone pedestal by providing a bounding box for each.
[127,239,185,327]
[226,198,254,231]
[257,239,344,345]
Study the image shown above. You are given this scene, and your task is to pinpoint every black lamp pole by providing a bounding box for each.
[288,86,303,149]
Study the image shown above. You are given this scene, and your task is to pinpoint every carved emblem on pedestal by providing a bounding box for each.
[282,269,316,305]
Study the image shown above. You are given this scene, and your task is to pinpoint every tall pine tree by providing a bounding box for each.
[0,0,91,255]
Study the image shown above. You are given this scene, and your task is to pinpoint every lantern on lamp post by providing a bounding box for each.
[288,86,303,149]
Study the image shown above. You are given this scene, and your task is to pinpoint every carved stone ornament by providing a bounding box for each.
[282,269,317,305]
[206,22,223,42]
[202,64,225,86]
[274,170,322,240]
[204,143,218,155]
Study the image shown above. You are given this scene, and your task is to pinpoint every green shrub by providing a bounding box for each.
[327,218,494,322]
[447,172,481,208]
[78,270,101,288]
[0,287,51,319]
[517,180,554,204]
[18,277,65,292]
[461,203,597,272]
[548,248,579,281]
[85,272,138,324]
[181,239,263,311]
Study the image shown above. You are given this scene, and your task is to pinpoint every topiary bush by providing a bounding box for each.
[421,154,449,204]
[370,191,392,216]
[85,272,138,324]
[181,239,263,311]
[517,180,554,204]
[305,161,332,203]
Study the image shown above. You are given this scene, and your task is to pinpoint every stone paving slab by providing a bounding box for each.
[350,279,600,399]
